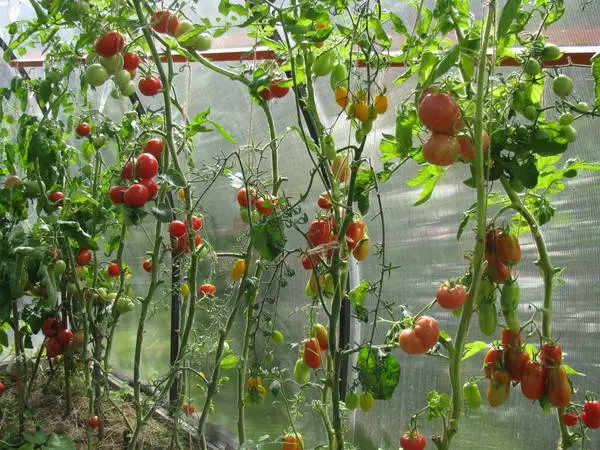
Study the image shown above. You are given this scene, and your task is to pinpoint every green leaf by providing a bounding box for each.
[57,221,98,250]
[497,0,522,41]
[357,345,401,400]
[250,217,286,261]
[0,329,8,347]
[592,53,600,108]
[220,354,240,370]
[428,45,460,84]
[512,160,539,189]
[462,341,489,361]
[562,364,585,377]
[418,52,439,87]
[394,108,418,159]
[207,119,237,144]
[388,12,407,34]
[163,169,187,187]
[427,390,451,419]
[405,165,445,206]
[151,205,172,223]
[541,0,565,25]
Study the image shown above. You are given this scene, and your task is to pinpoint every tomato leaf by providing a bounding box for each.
[250,217,286,261]
[349,280,373,323]
[428,45,460,85]
[562,364,585,377]
[462,340,489,361]
[58,221,98,250]
[357,345,401,400]
[427,390,451,419]
[418,51,439,87]
[497,0,521,41]
[206,119,237,144]
[219,354,239,370]
[405,165,445,206]
[394,108,418,159]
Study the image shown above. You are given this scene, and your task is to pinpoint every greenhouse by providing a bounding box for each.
[1,0,600,449]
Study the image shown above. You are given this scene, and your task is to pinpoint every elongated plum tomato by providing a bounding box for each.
[143,138,164,159]
[346,217,365,245]
[123,183,149,208]
[487,370,510,407]
[169,220,187,238]
[142,259,152,273]
[138,76,162,96]
[76,248,92,266]
[496,232,521,265]
[140,178,158,199]
[399,315,440,355]
[423,134,460,166]
[123,52,140,71]
[150,10,179,35]
[418,90,463,134]
[335,86,349,108]
[540,342,562,367]
[436,282,467,309]
[107,262,120,277]
[135,153,159,179]
[303,337,321,369]
[312,323,329,351]
[457,130,490,161]
[109,185,127,204]
[48,191,64,203]
[281,432,304,450]
[318,191,332,209]
[199,283,216,296]
[400,431,426,450]
[352,238,369,261]
[504,348,529,381]
[546,366,572,407]
[95,31,124,58]
[308,218,331,246]
[374,94,388,114]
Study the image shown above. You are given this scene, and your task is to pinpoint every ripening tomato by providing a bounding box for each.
[312,323,329,351]
[199,283,216,296]
[546,366,572,408]
[501,328,522,349]
[400,431,426,450]
[135,153,159,179]
[540,342,562,367]
[256,195,276,216]
[123,51,140,71]
[109,185,127,204]
[169,220,187,238]
[303,337,321,369]
[0,382,5,394]
[487,370,510,407]
[4,175,22,188]
[48,191,64,204]
[143,138,164,159]
[269,77,290,98]
[352,238,369,261]
[301,252,319,270]
[334,86,349,108]
[398,315,440,355]
[150,10,180,35]
[308,218,331,246]
[281,432,304,450]
[143,259,152,273]
[138,76,162,96]
[354,102,369,122]
[520,360,547,400]
[182,403,196,415]
[562,412,579,427]
[374,94,388,114]
[331,154,350,182]
[418,90,463,135]
[95,31,124,58]
[232,259,246,281]
[456,130,490,161]
[423,134,460,166]
[496,232,521,265]
[486,254,512,284]
[107,262,121,277]
[76,122,91,137]
[318,192,332,209]
[346,217,365,245]
[77,248,93,266]
[87,416,101,429]
[123,183,149,208]
[237,187,256,207]
[505,348,529,382]
[139,178,158,199]
[483,347,503,379]
[436,282,467,309]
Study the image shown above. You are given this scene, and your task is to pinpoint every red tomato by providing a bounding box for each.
[301,252,319,270]
[45,338,63,358]
[191,215,203,231]
[142,259,152,273]
[169,220,187,238]
[398,316,440,355]
[435,282,467,309]
[139,178,158,199]
[42,317,61,338]
[87,416,101,429]
[143,138,165,159]
[317,192,332,209]
[138,76,162,96]
[256,195,276,216]
[199,283,216,296]
[582,401,600,428]
[400,431,426,450]
[423,134,460,166]
[77,248,93,266]
[0,382,5,394]
[282,433,304,450]
[486,254,512,284]
[487,370,510,407]
[76,122,91,137]
[270,76,290,98]
[540,342,562,367]
[546,366,572,408]
[95,31,125,58]
[485,228,502,253]
[312,323,329,351]
[135,153,159,179]
[346,217,365,245]
[107,262,121,277]
[456,130,490,161]
[150,11,179,35]
[194,234,202,248]
[109,185,127,204]
[496,232,521,265]
[501,328,522,349]
[483,347,503,379]
[123,183,149,208]
[308,218,331,246]
[121,160,135,180]
[183,403,196,415]
[57,328,73,346]
[48,191,64,203]
[418,90,463,135]
[504,348,529,382]
[562,412,579,427]
[261,86,274,101]
[236,187,256,207]
[123,52,141,71]
[303,337,321,369]
[582,412,600,429]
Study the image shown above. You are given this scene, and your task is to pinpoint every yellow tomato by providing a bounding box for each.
[232,258,246,281]
[180,282,191,297]
[334,86,349,108]
[177,188,185,201]
[354,102,369,122]
[374,94,388,114]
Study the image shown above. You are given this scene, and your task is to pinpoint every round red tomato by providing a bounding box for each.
[143,138,164,158]
[48,191,64,203]
[303,337,321,369]
[282,433,304,450]
[190,215,203,231]
[423,134,460,166]
[582,412,600,429]
[57,328,73,346]
[87,416,101,429]
[183,403,197,415]
[582,401,600,428]
[562,412,579,427]
[42,317,61,338]
[121,160,135,180]
[138,76,162,96]
[400,431,426,450]
[540,342,562,367]
[270,76,289,98]
[318,192,332,209]
[123,183,149,208]
[308,218,331,246]
[107,262,121,277]
[135,153,159,179]
[123,51,141,71]
[142,258,152,273]
[109,185,127,204]
[199,283,216,296]
[256,195,276,216]
[486,254,512,284]
[76,122,91,137]
[95,31,125,58]
[45,337,63,358]
[236,187,256,207]
[435,282,467,309]
[520,360,547,400]
[139,178,158,199]
[418,90,463,135]
[398,316,440,355]
[169,220,187,238]
[261,86,274,101]
[150,11,179,35]
[77,248,92,266]
[301,252,319,270]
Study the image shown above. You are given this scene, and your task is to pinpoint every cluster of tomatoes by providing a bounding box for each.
[564,399,600,429]
[168,215,204,254]
[150,10,212,52]
[485,227,521,284]
[236,187,278,224]
[483,330,572,409]
[245,375,267,404]
[108,138,163,209]
[418,89,490,166]
[42,317,74,358]
[398,315,440,355]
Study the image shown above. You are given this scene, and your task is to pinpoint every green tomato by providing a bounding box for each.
[115,297,135,314]
[501,280,521,333]
[240,208,261,224]
[478,302,497,336]
[552,75,573,98]
[24,180,45,198]
[191,33,212,51]
[359,392,375,412]
[114,70,131,89]
[561,125,577,143]
[541,44,562,61]
[93,134,107,149]
[534,129,551,142]
[523,59,541,76]
[97,287,108,299]
[85,64,109,87]
[119,81,136,97]
[197,245,210,260]
[99,53,124,75]
[558,112,574,125]
[344,390,359,410]
[174,20,194,38]
[463,382,482,409]
[312,51,334,77]
[523,105,538,121]
[293,359,311,384]
[66,282,78,295]
[329,63,348,89]
[272,330,284,344]
[110,89,121,99]
[576,101,590,113]
[53,259,67,275]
